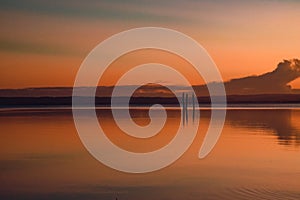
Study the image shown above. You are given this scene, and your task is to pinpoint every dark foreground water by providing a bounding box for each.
[0,107,299,200]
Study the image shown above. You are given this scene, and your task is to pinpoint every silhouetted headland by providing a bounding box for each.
[1,94,300,107]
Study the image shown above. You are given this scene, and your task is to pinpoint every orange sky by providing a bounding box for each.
[0,0,300,89]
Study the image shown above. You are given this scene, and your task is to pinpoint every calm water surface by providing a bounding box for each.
[0,107,299,199]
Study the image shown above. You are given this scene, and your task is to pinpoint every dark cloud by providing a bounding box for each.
[224,59,300,95]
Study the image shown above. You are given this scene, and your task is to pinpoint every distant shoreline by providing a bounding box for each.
[1,94,300,108]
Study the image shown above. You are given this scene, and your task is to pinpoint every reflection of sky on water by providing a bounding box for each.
[0,108,299,200]
[225,109,300,147]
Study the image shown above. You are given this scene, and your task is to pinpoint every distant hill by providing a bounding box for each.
[0,59,300,100]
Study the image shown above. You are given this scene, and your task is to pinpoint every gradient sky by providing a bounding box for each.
[0,0,300,88]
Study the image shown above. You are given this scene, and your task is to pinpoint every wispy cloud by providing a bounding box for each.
[0,0,187,23]
[0,39,81,56]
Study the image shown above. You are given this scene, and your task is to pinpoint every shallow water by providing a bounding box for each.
[0,107,299,199]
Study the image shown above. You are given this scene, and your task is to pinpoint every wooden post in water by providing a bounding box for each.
[182,92,185,125]
[192,93,195,122]
[185,93,188,124]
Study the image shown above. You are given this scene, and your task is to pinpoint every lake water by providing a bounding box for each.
[0,107,299,199]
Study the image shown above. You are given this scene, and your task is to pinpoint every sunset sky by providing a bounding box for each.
[1,0,300,89]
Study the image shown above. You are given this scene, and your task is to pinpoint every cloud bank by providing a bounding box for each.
[224,59,300,95]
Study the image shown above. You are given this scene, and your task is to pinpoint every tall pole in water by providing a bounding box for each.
[185,93,188,123]
[182,92,185,125]
[192,93,195,122]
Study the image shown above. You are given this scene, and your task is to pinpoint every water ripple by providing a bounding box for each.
[222,186,300,200]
